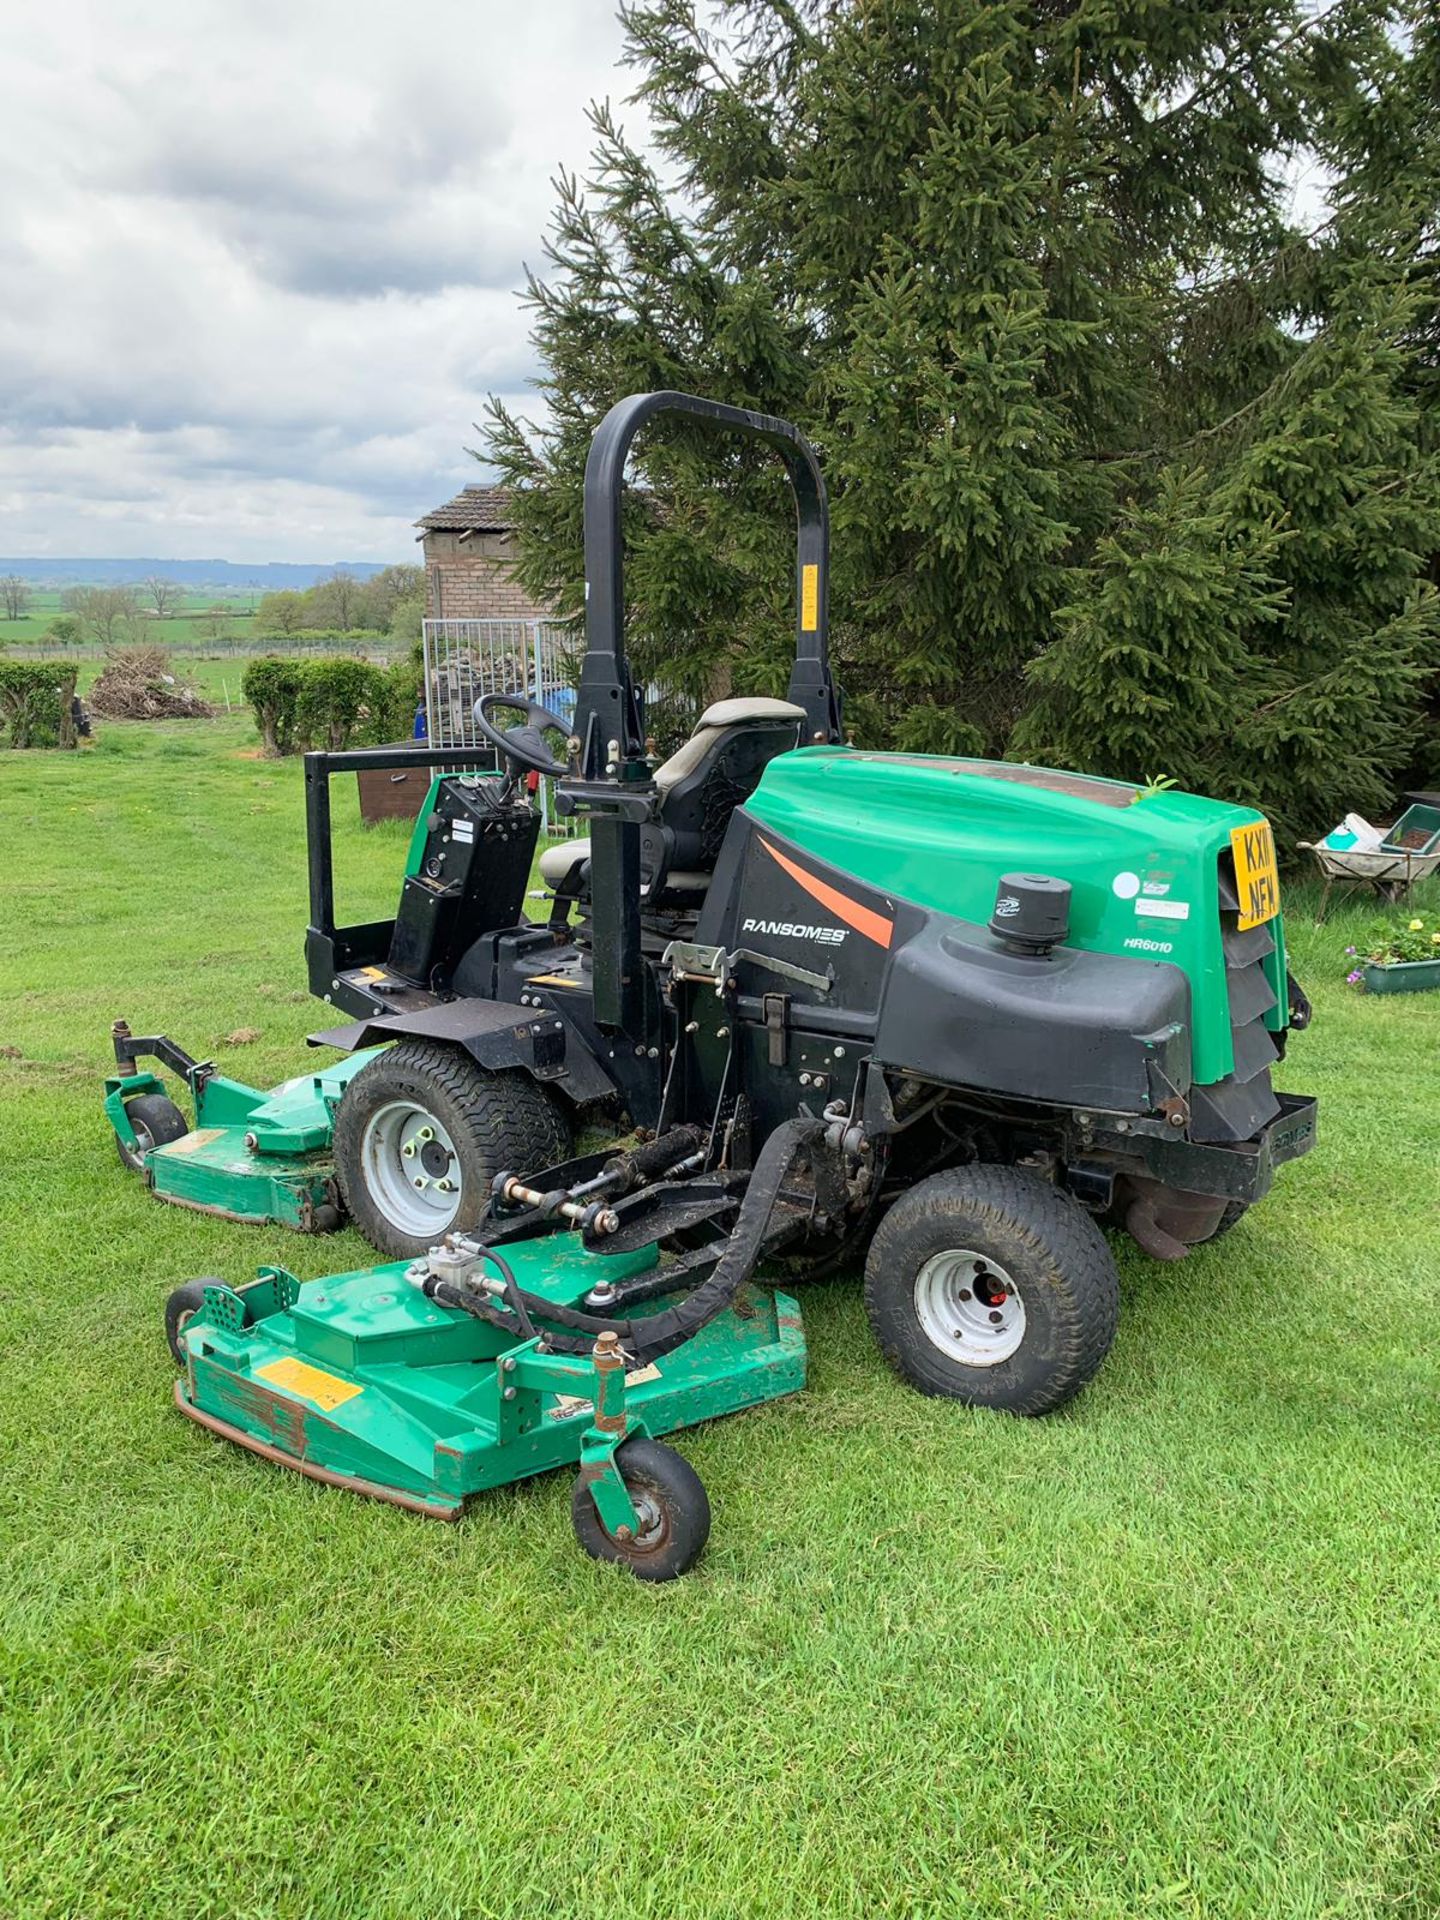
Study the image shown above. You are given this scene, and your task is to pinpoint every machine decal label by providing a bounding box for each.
[360,966,388,981]
[255,1356,363,1412]
[1124,935,1175,954]
[743,918,846,946]
[1112,871,1141,900]
[165,1128,223,1154]
[800,563,820,633]
[549,1362,661,1421]
[758,838,894,948]
[1134,898,1190,921]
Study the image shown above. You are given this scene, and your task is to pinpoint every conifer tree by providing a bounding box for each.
[485,0,1438,830]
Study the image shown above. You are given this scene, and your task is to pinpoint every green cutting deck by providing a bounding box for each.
[176,1238,806,1518]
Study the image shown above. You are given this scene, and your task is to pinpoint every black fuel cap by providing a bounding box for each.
[989,872,1071,954]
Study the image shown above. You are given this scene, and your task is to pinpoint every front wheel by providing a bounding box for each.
[116,1093,188,1173]
[333,1040,571,1260]
[864,1165,1119,1415]
[164,1279,244,1366]
[570,1438,711,1581]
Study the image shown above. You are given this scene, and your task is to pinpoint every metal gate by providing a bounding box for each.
[422,618,579,832]
[422,617,701,834]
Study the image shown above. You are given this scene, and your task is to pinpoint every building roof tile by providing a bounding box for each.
[417,486,517,533]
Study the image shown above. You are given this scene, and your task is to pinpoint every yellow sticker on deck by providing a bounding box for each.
[1230,820,1280,931]
[800,563,819,633]
[255,1356,363,1412]
[165,1128,224,1155]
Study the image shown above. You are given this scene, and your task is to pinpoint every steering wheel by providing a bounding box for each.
[472,692,572,779]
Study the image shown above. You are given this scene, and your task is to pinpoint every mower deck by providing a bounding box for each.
[176,1239,805,1519]
[106,1047,383,1231]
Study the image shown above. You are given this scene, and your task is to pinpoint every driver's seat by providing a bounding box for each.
[538,695,806,900]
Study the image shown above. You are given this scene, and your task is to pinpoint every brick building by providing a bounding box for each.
[417,486,557,623]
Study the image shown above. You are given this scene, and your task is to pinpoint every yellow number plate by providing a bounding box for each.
[1230,820,1279,930]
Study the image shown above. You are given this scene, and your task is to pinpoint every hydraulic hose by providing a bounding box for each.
[430,1116,828,1366]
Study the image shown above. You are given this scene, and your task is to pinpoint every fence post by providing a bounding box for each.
[531,621,551,834]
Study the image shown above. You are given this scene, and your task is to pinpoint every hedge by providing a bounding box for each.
[241,651,424,757]
[0,661,78,749]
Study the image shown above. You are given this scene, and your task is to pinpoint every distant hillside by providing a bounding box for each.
[0,557,395,590]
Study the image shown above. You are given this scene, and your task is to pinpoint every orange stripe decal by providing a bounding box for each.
[759,838,894,949]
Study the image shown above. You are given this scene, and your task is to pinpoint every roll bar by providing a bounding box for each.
[573,390,842,781]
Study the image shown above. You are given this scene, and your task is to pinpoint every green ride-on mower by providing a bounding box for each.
[112,392,1316,1576]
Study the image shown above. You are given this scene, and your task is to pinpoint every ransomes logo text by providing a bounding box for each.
[742,917,848,947]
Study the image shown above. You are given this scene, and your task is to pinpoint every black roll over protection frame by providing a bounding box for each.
[564,390,845,1030]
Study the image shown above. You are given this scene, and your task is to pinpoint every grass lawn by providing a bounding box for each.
[2,715,1439,1919]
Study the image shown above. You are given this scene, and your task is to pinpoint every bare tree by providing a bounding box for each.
[61,585,144,647]
[199,604,232,642]
[0,575,30,620]
[143,576,182,619]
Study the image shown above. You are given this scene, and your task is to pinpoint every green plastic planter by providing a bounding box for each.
[1363,957,1440,995]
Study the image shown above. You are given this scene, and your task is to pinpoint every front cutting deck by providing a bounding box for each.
[176,1238,806,1518]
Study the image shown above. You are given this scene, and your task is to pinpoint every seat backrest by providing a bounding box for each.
[654,697,805,869]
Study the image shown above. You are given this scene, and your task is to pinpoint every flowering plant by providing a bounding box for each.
[1346,911,1440,982]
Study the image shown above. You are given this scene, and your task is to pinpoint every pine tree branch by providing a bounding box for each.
[1145,0,1351,134]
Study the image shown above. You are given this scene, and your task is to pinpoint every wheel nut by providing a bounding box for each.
[402,1142,415,1158]
[988,1310,1003,1324]
[958,1288,972,1301]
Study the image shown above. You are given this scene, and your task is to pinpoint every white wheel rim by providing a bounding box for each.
[913,1248,1026,1367]
[360,1100,463,1237]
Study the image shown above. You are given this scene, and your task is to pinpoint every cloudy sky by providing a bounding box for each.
[0,0,634,563]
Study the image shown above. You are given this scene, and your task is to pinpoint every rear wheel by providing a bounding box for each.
[333,1040,571,1260]
[570,1438,711,1581]
[116,1092,188,1173]
[864,1165,1119,1415]
[1202,1200,1248,1244]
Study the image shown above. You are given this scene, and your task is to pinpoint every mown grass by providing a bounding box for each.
[2,716,1439,1919]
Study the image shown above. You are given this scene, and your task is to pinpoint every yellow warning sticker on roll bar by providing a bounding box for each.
[801,563,819,633]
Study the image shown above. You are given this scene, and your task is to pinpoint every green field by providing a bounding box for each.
[0,586,265,653]
[3,714,1439,1918]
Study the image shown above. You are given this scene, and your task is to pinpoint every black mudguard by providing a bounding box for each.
[309,998,615,1106]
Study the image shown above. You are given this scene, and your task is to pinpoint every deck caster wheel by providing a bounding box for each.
[165,1280,244,1367]
[117,1093,188,1173]
[864,1165,1119,1415]
[570,1438,711,1581]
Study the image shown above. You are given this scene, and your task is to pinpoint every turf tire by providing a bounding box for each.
[1203,1200,1248,1243]
[864,1164,1119,1416]
[570,1438,711,1581]
[117,1092,188,1173]
[333,1040,571,1260]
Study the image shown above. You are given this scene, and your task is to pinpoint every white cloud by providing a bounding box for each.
[0,0,632,560]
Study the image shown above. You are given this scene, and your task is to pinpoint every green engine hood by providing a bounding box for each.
[745,749,1288,1089]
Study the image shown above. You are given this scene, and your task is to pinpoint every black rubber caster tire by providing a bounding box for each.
[117,1093,188,1173]
[864,1164,1119,1416]
[570,1437,711,1581]
[1202,1200,1248,1243]
[165,1280,241,1367]
[333,1040,572,1261]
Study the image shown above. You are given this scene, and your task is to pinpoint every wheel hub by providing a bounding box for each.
[360,1101,464,1235]
[913,1248,1026,1366]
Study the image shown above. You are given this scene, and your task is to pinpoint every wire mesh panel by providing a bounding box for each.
[422,619,580,832]
[421,618,703,833]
